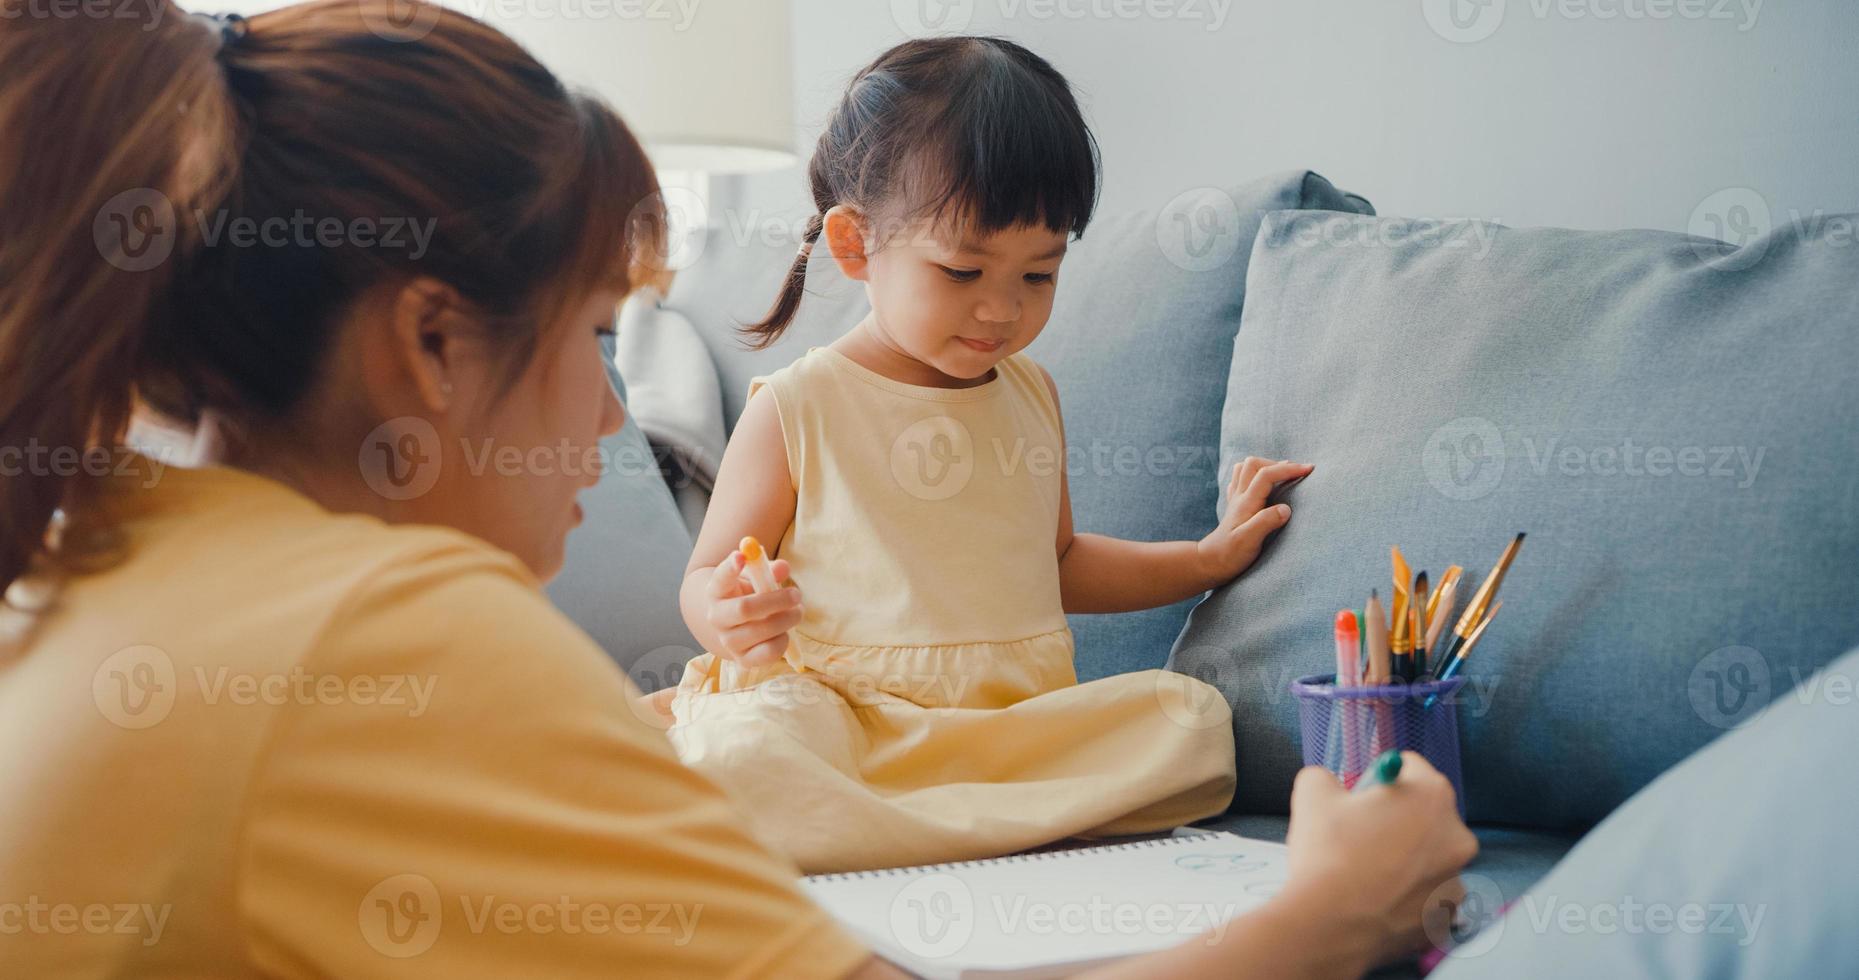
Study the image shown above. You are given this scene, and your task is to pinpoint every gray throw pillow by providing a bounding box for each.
[1172,211,1859,827]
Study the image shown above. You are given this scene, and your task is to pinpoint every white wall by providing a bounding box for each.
[732,0,1859,237]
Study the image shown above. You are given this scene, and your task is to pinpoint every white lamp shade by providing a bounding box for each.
[485,0,797,173]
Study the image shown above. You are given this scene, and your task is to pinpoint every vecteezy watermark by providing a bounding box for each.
[91,645,439,730]
[0,442,170,488]
[1155,187,1244,273]
[1168,645,1507,719]
[358,874,703,958]
[891,416,977,501]
[1422,417,1766,502]
[361,0,700,42]
[631,185,709,273]
[673,665,980,722]
[887,873,1252,961]
[359,423,683,502]
[1424,0,1762,44]
[1152,664,1234,731]
[94,188,438,272]
[887,421,1227,502]
[1426,873,1767,958]
[1687,187,1859,272]
[193,209,436,259]
[0,0,167,30]
[890,0,1231,36]
[1273,215,1504,262]
[94,188,177,273]
[1688,645,1859,730]
[0,897,171,947]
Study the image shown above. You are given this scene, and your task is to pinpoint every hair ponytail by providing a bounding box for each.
[742,210,824,349]
[0,10,238,604]
[0,0,666,636]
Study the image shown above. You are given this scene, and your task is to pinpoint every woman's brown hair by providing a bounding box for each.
[0,1,665,605]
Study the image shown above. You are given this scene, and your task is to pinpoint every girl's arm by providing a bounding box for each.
[1037,367,1311,614]
[679,388,804,665]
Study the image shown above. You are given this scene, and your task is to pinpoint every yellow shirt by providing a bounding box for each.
[0,461,869,978]
[670,348,1236,873]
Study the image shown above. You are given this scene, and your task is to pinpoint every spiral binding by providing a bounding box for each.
[805,833,1216,883]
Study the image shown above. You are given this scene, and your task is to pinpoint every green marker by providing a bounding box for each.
[1355,750,1403,792]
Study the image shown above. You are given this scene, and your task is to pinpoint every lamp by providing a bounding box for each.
[487,0,797,174]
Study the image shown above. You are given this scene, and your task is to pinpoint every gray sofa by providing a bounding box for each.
[547,170,1859,915]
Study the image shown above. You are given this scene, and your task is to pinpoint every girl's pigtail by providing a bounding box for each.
[741,211,824,350]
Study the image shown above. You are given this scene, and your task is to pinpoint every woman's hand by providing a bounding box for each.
[1195,457,1313,586]
[1282,753,1480,967]
[703,548,803,667]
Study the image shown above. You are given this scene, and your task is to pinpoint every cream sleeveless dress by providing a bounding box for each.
[668,346,1235,874]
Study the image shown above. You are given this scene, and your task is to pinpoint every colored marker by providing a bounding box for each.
[1354,749,1403,792]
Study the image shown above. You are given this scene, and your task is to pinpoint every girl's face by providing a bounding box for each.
[859,217,1070,382]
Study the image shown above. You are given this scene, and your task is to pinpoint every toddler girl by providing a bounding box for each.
[670,36,1311,874]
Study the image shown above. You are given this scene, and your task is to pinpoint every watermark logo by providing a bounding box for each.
[1422,417,1765,501]
[625,645,698,730]
[92,645,177,730]
[1427,0,1761,42]
[94,188,177,273]
[1152,665,1234,731]
[891,415,975,501]
[1688,187,1771,271]
[0,898,171,947]
[1423,416,1508,501]
[636,185,711,272]
[1424,0,1506,43]
[1156,187,1242,273]
[1275,215,1502,261]
[360,874,443,958]
[1687,645,1770,729]
[360,417,443,501]
[92,187,438,270]
[890,873,976,959]
[890,0,975,34]
[360,0,444,42]
[1425,872,1509,956]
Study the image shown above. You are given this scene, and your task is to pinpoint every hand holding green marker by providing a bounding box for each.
[1354,749,1403,792]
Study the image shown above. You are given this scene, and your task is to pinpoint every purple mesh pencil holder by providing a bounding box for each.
[1290,674,1468,815]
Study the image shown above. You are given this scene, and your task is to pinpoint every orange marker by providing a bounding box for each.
[739,536,781,594]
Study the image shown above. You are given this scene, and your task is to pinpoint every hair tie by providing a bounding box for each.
[190,11,250,53]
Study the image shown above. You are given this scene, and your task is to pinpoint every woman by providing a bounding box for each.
[0,4,1473,976]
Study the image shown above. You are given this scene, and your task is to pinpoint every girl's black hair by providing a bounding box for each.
[744,36,1100,348]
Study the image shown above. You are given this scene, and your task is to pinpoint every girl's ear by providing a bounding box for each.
[821,205,870,282]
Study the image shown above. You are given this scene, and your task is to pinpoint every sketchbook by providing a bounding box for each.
[799,830,1289,979]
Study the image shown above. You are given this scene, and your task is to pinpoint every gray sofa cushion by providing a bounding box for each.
[664,171,1371,681]
[1431,647,1859,978]
[545,336,700,686]
[1172,211,1859,828]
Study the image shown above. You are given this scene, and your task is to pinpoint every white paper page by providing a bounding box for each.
[800,832,1289,979]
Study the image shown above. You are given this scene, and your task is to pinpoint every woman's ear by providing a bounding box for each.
[366,277,471,416]
[821,204,870,282]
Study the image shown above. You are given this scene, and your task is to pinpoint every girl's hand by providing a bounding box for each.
[1196,457,1314,586]
[1282,754,1480,966]
[703,549,803,667]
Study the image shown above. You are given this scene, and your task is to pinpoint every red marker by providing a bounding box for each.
[1334,610,1363,780]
